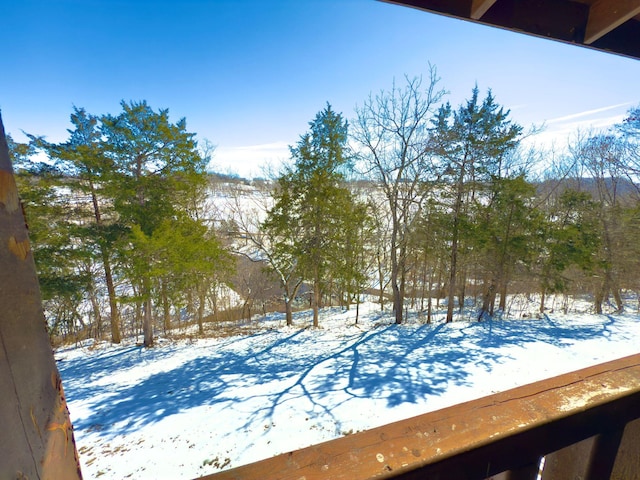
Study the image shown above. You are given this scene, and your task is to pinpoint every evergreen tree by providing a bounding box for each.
[10,134,92,339]
[100,100,209,346]
[475,175,540,318]
[327,190,372,318]
[537,188,600,313]
[259,188,305,326]
[263,104,365,327]
[29,107,124,342]
[129,215,233,335]
[431,87,522,322]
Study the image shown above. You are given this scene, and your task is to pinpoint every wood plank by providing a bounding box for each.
[541,436,596,480]
[198,353,640,480]
[487,462,540,480]
[471,0,498,19]
[584,0,640,43]
[543,430,627,479]
[611,418,640,480]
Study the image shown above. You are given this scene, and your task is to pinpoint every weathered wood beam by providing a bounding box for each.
[470,0,497,20]
[381,0,640,60]
[541,429,625,480]
[0,113,83,479]
[584,0,640,44]
[199,353,640,480]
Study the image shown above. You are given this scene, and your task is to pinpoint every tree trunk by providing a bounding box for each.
[161,281,171,334]
[88,279,103,338]
[479,280,495,321]
[312,281,320,328]
[0,114,83,479]
[458,267,466,313]
[409,263,417,309]
[142,278,154,347]
[594,277,606,315]
[399,244,407,324]
[392,275,402,323]
[283,279,303,327]
[447,165,466,323]
[198,288,206,334]
[447,196,462,322]
[498,278,508,312]
[377,252,385,311]
[610,274,623,313]
[446,239,458,323]
[285,298,293,326]
[436,264,444,309]
[390,225,403,324]
[420,250,428,311]
[90,183,121,344]
[102,250,121,343]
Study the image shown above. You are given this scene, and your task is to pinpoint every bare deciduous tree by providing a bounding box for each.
[353,67,445,324]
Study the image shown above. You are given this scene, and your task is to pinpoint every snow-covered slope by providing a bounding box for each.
[56,303,640,479]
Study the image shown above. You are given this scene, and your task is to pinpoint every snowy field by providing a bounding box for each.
[55,302,640,479]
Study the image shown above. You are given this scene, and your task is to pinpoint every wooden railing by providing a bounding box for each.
[199,353,640,480]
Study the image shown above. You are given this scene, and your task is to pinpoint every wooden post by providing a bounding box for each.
[0,112,83,479]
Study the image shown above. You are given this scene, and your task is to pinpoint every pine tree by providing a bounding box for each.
[475,175,540,318]
[10,134,93,339]
[537,188,600,313]
[100,100,208,346]
[29,107,124,342]
[263,104,365,327]
[431,86,522,322]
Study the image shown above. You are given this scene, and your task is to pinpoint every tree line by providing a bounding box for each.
[8,71,640,344]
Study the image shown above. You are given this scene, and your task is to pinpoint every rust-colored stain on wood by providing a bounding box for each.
[8,236,30,260]
[0,170,20,213]
[30,405,43,439]
[44,371,79,464]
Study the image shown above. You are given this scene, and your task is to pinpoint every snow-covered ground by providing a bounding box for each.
[56,302,640,479]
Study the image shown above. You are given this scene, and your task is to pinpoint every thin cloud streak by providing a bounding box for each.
[524,113,626,151]
[546,103,630,124]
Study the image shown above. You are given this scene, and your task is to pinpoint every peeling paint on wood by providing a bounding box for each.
[43,370,81,471]
[0,170,20,213]
[30,405,42,439]
[8,235,30,260]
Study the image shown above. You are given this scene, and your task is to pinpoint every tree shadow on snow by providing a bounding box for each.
[57,313,621,441]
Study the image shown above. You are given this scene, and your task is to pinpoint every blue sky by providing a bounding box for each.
[3,0,640,178]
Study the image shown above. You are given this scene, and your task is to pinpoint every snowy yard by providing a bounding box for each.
[56,302,640,479]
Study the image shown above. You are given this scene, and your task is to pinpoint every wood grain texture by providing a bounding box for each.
[584,0,640,43]
[470,0,497,19]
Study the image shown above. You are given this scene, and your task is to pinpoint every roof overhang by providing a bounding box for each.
[382,0,640,60]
